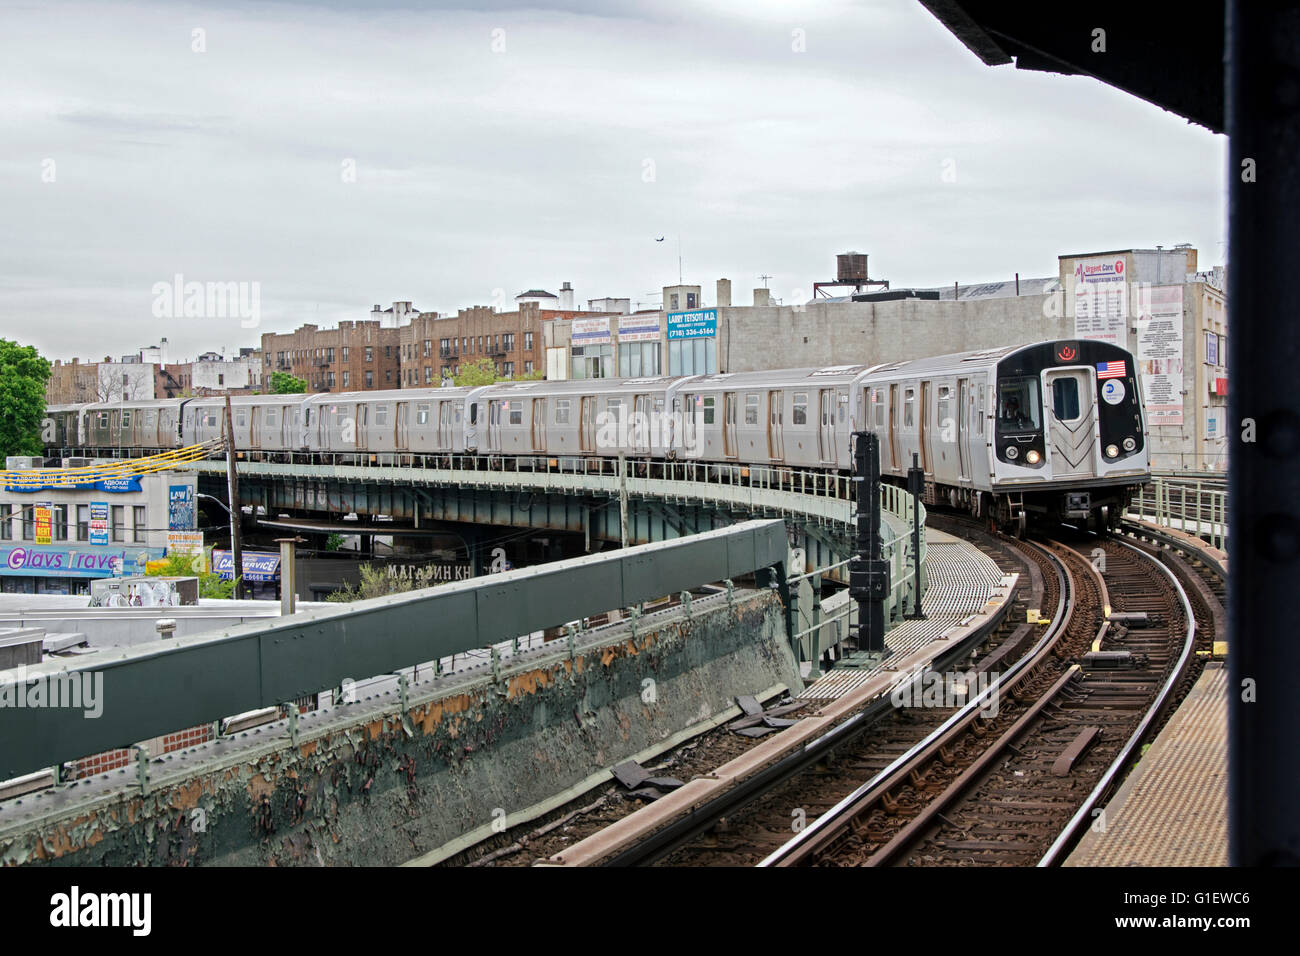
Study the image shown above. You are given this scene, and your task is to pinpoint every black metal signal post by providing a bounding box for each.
[849,431,888,653]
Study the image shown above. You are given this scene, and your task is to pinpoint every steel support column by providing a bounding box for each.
[1227,0,1300,866]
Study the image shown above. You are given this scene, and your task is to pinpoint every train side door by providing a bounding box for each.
[396,401,409,450]
[723,392,738,459]
[438,402,453,449]
[580,395,596,453]
[818,389,834,463]
[531,398,546,452]
[888,384,900,470]
[356,403,368,451]
[249,407,261,450]
[634,394,651,454]
[487,400,502,453]
[918,381,931,474]
[956,377,971,481]
[768,390,784,461]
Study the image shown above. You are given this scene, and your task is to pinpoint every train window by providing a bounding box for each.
[508,401,522,426]
[997,378,1042,432]
[121,410,131,428]
[265,407,278,425]
[454,405,462,423]
[903,389,915,428]
[375,405,389,426]
[470,404,478,425]
[792,393,808,426]
[1051,379,1080,421]
[702,396,715,425]
[556,399,571,424]
[416,404,430,425]
[744,394,759,425]
[977,385,985,435]
[145,410,156,426]
[236,410,247,427]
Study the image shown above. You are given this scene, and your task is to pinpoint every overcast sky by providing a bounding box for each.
[0,0,1227,364]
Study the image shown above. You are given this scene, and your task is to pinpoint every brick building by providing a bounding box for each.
[260,321,401,393]
[399,303,626,386]
[45,360,102,405]
[400,304,543,386]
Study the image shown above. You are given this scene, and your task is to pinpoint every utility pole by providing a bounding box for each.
[223,393,243,599]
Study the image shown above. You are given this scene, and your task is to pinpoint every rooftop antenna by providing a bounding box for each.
[759,274,773,288]
[677,235,683,287]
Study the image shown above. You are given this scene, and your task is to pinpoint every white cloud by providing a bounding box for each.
[0,0,1225,360]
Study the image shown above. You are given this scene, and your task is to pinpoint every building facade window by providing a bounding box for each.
[524,360,533,375]
[424,340,432,357]
[365,370,373,388]
[503,362,514,377]
[524,331,533,351]
[0,504,11,540]
[618,342,660,377]
[667,339,715,376]
[342,347,350,362]
[111,506,125,542]
[340,371,348,388]
[503,333,515,352]
[571,345,614,379]
[365,346,373,362]
[54,504,68,541]
[133,506,146,543]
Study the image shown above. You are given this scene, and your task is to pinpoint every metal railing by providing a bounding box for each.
[1128,475,1228,550]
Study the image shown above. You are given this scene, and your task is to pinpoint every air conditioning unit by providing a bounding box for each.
[62,457,93,468]
[90,576,199,608]
[4,456,44,470]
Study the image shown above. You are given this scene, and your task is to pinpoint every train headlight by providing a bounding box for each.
[1005,446,1019,460]
[1105,444,1119,458]
[1122,437,1136,452]
[1025,450,1041,465]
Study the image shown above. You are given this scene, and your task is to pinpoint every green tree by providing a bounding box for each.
[270,371,308,394]
[326,563,442,602]
[453,357,500,387]
[0,340,52,457]
[147,548,240,599]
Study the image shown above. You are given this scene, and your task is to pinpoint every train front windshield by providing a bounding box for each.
[997,377,1042,432]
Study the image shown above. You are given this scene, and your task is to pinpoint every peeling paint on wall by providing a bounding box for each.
[0,590,795,867]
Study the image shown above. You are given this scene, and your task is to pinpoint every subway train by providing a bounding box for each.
[43,339,1149,532]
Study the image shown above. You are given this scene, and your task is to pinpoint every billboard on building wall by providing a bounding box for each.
[89,502,109,545]
[571,316,611,345]
[168,484,195,531]
[1135,284,1185,426]
[1072,256,1127,345]
[618,314,660,342]
[666,309,718,340]
[34,503,51,545]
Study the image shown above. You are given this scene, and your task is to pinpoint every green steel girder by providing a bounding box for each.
[0,519,789,780]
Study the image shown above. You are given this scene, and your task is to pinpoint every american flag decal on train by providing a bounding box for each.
[1096,361,1126,380]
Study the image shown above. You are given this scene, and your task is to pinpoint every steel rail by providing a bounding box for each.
[1036,537,1198,866]
[760,537,1071,867]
